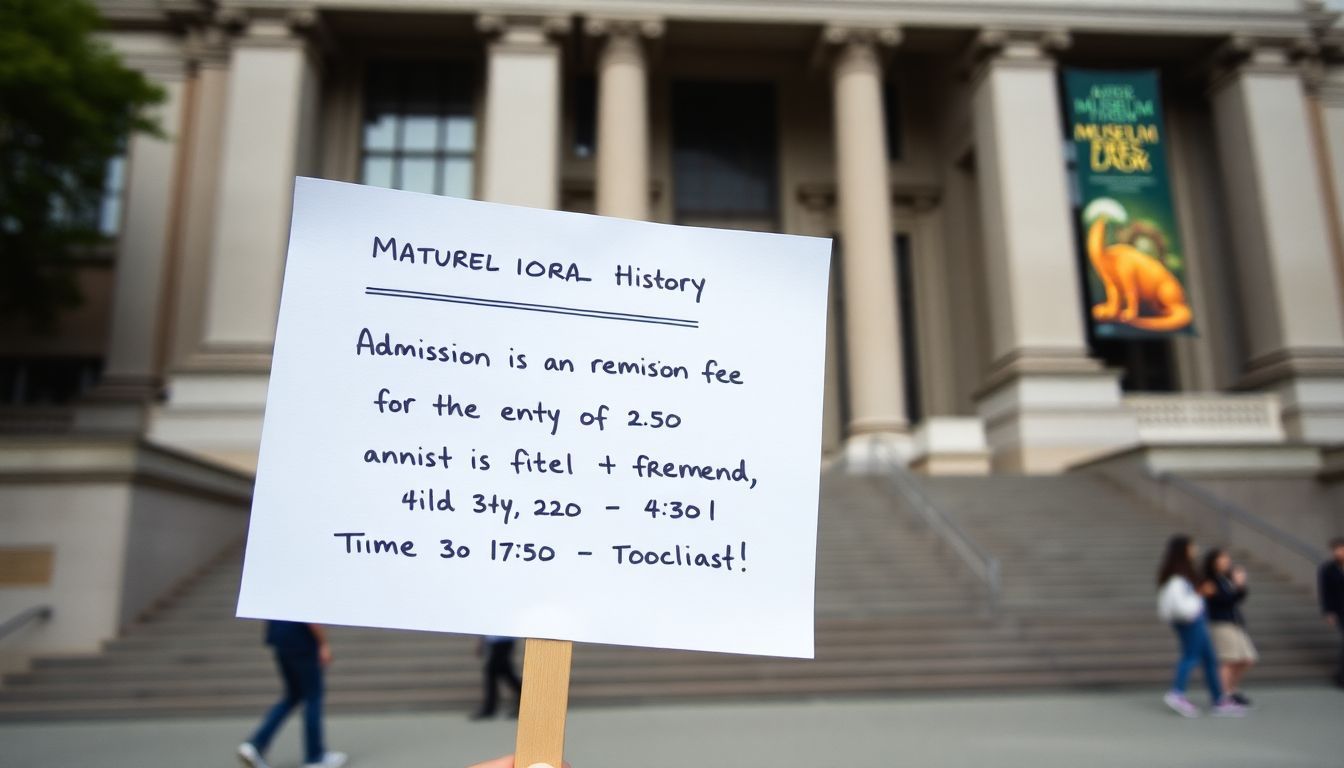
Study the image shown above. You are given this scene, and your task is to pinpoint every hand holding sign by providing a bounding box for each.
[237,178,832,762]
[469,756,570,768]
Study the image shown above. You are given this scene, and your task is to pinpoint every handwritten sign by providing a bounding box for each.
[235,178,831,658]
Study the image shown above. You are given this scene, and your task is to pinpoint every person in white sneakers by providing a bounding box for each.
[1156,535,1246,718]
[237,620,349,768]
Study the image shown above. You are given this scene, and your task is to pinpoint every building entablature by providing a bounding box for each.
[99,1,1329,41]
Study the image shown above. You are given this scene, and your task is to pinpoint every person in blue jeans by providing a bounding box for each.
[237,621,348,768]
[1156,535,1245,718]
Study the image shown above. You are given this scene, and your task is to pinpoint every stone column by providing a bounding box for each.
[1314,63,1344,316]
[910,195,958,418]
[478,15,566,209]
[199,11,320,368]
[75,37,190,432]
[145,12,320,471]
[587,18,661,220]
[1210,43,1344,442]
[826,25,908,443]
[797,186,846,454]
[167,25,230,371]
[968,30,1137,473]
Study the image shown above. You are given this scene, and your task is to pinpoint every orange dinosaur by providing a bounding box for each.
[1086,215,1192,332]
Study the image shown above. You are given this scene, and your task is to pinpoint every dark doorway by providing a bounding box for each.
[895,234,923,423]
[1091,338,1177,392]
[671,81,778,230]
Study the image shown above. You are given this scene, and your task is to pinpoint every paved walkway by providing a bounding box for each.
[2,686,1342,768]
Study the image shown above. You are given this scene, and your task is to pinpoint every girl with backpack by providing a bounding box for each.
[1156,535,1246,718]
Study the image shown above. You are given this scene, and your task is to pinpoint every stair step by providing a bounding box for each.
[2,471,1333,719]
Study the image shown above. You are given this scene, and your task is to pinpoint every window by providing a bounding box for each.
[47,153,125,239]
[96,154,126,237]
[671,81,778,226]
[895,234,922,423]
[831,244,853,432]
[1092,338,1177,392]
[882,81,902,163]
[572,75,597,158]
[361,61,476,197]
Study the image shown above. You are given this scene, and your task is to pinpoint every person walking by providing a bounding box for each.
[1202,549,1257,706]
[238,621,348,768]
[1156,535,1246,718]
[471,635,522,720]
[1319,537,1344,688]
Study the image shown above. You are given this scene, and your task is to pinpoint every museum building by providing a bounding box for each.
[2,0,1344,661]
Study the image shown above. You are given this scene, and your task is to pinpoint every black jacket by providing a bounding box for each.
[1320,561,1344,619]
[1205,576,1247,626]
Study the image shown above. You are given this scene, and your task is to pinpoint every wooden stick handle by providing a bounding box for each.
[514,638,572,768]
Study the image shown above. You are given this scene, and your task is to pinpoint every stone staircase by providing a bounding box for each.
[916,475,1334,681]
[0,472,1335,719]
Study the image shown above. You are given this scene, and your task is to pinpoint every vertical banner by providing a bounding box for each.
[1064,69,1195,338]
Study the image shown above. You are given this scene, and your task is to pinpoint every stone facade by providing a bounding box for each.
[6,0,1344,475]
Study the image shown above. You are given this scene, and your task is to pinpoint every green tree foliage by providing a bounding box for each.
[0,0,162,332]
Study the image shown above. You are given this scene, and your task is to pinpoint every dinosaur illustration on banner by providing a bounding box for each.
[1083,198,1192,333]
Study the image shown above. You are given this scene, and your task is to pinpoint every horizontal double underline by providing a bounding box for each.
[364,286,699,329]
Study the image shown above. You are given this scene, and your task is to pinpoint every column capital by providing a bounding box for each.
[119,49,191,83]
[1319,27,1344,63]
[1205,35,1317,94]
[975,27,1071,57]
[221,6,328,52]
[583,16,664,41]
[962,27,1069,84]
[183,22,232,70]
[477,13,570,46]
[1314,63,1344,108]
[822,25,901,79]
[822,23,902,49]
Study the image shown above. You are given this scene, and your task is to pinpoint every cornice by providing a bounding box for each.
[796,181,941,212]
[251,1,1321,39]
[583,15,665,40]
[477,13,571,37]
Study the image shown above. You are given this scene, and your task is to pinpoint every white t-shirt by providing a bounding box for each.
[1157,576,1205,624]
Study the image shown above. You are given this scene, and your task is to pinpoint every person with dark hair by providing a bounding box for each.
[1319,537,1344,687]
[471,635,522,720]
[238,621,348,768]
[1156,535,1245,717]
[1202,549,1257,705]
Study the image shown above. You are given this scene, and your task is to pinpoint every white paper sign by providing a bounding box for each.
[236,177,831,658]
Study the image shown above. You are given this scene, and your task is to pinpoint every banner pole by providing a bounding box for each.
[513,638,573,767]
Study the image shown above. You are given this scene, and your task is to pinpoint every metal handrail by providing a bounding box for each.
[1155,472,1327,566]
[0,605,52,642]
[864,441,1002,613]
